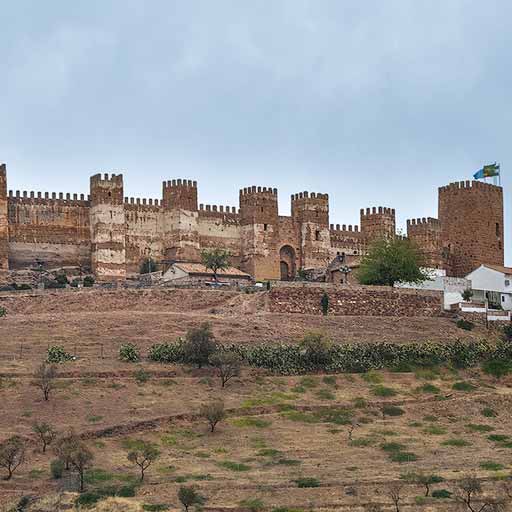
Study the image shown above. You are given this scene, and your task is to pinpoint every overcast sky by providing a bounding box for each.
[1,1,510,263]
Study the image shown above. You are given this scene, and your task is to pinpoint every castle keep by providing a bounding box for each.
[0,163,504,281]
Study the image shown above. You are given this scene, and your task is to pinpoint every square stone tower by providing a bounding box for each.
[0,164,8,272]
[438,180,504,277]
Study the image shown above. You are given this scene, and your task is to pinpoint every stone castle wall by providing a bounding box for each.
[0,163,505,281]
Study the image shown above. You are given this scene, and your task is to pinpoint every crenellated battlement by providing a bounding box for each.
[360,205,396,242]
[360,206,395,217]
[291,191,329,201]
[90,173,123,186]
[163,179,197,189]
[199,204,238,215]
[439,180,502,193]
[124,197,161,208]
[240,186,278,197]
[8,190,90,206]
[330,224,360,233]
[162,178,198,210]
[407,217,440,227]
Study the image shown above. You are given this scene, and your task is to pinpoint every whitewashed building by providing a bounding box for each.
[465,264,512,311]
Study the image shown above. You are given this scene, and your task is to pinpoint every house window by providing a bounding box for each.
[315,230,321,241]
[264,224,268,231]
[496,223,501,237]
[505,280,510,287]
[502,296,505,303]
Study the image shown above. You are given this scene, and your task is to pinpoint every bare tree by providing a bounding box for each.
[454,474,507,512]
[54,429,79,470]
[69,442,94,492]
[127,440,160,481]
[210,352,241,387]
[0,436,25,480]
[199,400,226,433]
[388,483,402,512]
[34,362,57,401]
[32,422,56,453]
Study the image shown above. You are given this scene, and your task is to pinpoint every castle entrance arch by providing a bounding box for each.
[280,245,296,281]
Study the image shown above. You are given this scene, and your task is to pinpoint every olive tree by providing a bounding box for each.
[178,485,206,512]
[69,442,94,492]
[183,322,217,368]
[32,422,56,453]
[199,400,226,433]
[127,440,160,481]
[34,362,57,401]
[200,248,230,282]
[454,474,507,512]
[210,352,241,387]
[53,429,79,470]
[0,436,25,480]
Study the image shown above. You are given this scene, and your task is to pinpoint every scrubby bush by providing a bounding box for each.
[299,332,332,368]
[462,289,473,302]
[503,324,512,342]
[119,343,141,363]
[456,319,474,331]
[134,367,151,384]
[47,345,74,363]
[0,307,6,317]
[320,293,329,316]
[294,477,320,488]
[50,459,64,479]
[83,276,95,287]
[482,359,512,379]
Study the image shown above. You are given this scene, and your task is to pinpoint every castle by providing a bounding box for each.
[0,163,504,281]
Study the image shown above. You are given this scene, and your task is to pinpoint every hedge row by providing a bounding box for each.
[148,339,512,375]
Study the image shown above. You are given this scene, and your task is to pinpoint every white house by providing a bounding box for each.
[162,262,252,286]
[465,264,512,311]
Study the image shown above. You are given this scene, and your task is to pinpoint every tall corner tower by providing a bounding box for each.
[161,179,200,261]
[360,206,396,243]
[291,191,331,270]
[0,164,8,271]
[406,217,442,269]
[89,173,126,280]
[438,180,504,277]
[239,186,280,280]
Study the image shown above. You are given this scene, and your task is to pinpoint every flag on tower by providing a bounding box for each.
[473,162,500,180]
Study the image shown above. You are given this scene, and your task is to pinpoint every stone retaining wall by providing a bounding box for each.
[268,284,443,317]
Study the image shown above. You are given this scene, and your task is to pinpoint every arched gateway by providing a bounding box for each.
[279,245,297,281]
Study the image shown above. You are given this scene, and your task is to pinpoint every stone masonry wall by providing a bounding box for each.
[269,284,443,317]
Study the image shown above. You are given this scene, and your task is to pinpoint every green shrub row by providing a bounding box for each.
[147,339,512,375]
